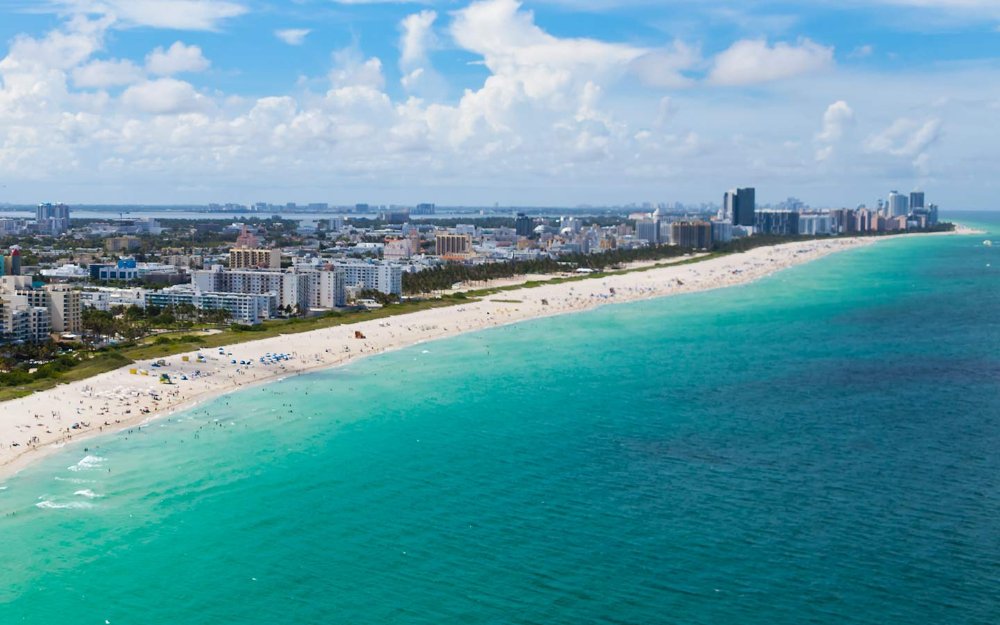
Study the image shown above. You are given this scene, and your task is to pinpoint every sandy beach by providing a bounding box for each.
[0,232,973,478]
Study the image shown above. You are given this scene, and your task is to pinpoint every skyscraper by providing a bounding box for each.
[35,203,71,235]
[887,191,909,217]
[515,213,533,237]
[723,191,736,222]
[909,191,925,211]
[733,187,756,227]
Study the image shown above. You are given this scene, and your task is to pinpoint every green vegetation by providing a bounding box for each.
[0,351,132,402]
[403,244,693,294]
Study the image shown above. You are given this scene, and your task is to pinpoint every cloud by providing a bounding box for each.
[51,0,248,31]
[146,42,210,75]
[708,38,834,86]
[3,0,1000,208]
[813,100,854,161]
[629,41,700,88]
[450,0,646,86]
[400,10,437,67]
[275,28,311,46]
[0,15,109,73]
[865,117,942,157]
[121,78,207,114]
[398,10,447,96]
[816,100,855,142]
[72,58,145,88]
[849,44,874,59]
[329,47,385,90]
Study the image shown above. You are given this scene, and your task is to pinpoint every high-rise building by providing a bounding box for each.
[229,248,281,270]
[331,260,403,295]
[412,203,436,215]
[193,266,346,310]
[636,207,668,244]
[670,221,713,249]
[909,191,925,211]
[435,233,473,258]
[711,221,733,244]
[723,191,736,222]
[35,203,71,235]
[636,219,658,244]
[146,288,276,325]
[0,276,80,341]
[728,188,755,227]
[41,286,81,334]
[887,191,909,217]
[515,213,534,237]
[754,210,800,236]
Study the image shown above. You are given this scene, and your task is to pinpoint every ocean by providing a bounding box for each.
[1,212,997,624]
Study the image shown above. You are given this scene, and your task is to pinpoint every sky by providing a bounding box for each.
[0,0,998,208]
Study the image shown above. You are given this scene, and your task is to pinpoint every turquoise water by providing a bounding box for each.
[2,213,998,624]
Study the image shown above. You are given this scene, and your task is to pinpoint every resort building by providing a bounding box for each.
[0,276,79,342]
[331,260,403,296]
[145,287,276,325]
[192,266,347,310]
[229,247,281,270]
[435,233,473,259]
[670,221,713,249]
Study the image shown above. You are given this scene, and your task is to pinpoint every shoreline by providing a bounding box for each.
[0,229,978,481]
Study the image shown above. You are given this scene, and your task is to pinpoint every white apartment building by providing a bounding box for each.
[192,266,347,310]
[0,276,80,340]
[80,287,148,311]
[332,261,403,296]
[146,286,276,325]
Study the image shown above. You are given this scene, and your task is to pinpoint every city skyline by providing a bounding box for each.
[0,1,998,207]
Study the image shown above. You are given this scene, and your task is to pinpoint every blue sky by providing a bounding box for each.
[0,0,998,208]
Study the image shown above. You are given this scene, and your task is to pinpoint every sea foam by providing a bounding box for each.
[67,455,107,472]
[35,499,94,510]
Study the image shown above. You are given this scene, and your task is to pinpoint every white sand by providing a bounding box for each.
[0,232,973,477]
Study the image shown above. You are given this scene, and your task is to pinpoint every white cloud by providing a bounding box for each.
[329,47,385,91]
[398,10,447,96]
[0,15,109,73]
[817,100,855,142]
[121,78,207,114]
[146,42,210,75]
[708,38,834,86]
[629,42,700,88]
[3,0,1000,208]
[865,117,942,157]
[450,0,646,90]
[275,29,311,46]
[52,0,247,31]
[400,10,437,68]
[814,100,854,161]
[72,58,145,88]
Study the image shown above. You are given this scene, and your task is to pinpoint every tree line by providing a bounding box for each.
[402,244,694,294]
